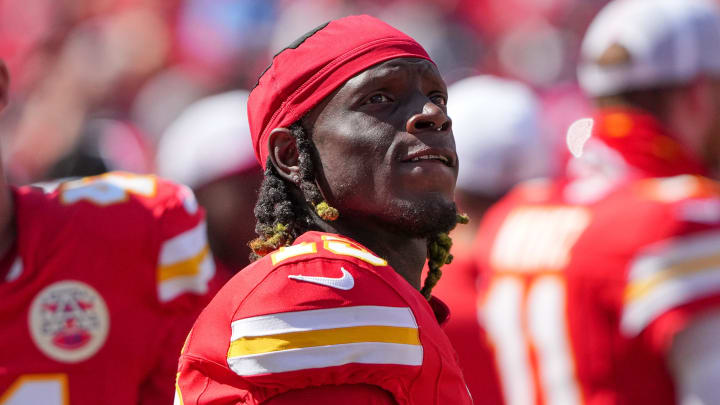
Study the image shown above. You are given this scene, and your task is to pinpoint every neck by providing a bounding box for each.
[314,215,427,290]
[0,184,15,260]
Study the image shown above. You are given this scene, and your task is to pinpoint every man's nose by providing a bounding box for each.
[406,101,451,134]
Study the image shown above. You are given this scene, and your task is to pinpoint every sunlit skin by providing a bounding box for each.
[268,58,458,289]
[0,60,15,260]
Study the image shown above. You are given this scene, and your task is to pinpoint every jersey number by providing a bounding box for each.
[483,206,589,405]
[0,374,69,405]
[484,276,582,405]
[271,235,387,266]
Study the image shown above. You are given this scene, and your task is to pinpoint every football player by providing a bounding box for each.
[474,0,720,404]
[0,60,218,404]
[175,15,473,405]
[432,75,550,404]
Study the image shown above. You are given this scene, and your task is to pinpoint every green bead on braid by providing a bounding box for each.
[249,223,293,259]
[314,201,339,221]
[420,213,470,300]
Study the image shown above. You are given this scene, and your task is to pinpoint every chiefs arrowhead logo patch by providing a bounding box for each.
[28,280,110,363]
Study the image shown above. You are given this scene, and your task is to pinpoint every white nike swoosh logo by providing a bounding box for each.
[287,267,355,290]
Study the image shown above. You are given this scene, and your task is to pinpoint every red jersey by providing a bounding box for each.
[430,238,504,404]
[0,172,218,405]
[175,231,473,405]
[474,109,720,405]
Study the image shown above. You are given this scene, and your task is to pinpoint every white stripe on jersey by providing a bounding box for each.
[622,230,720,335]
[6,257,22,282]
[158,252,215,302]
[231,305,418,339]
[228,342,423,376]
[157,220,215,302]
[159,221,209,265]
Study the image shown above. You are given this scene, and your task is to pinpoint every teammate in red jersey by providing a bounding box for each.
[0,61,218,404]
[175,15,473,405]
[474,1,720,404]
[432,75,550,405]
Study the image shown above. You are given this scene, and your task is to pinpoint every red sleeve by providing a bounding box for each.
[619,214,720,354]
[263,384,398,405]
[133,176,219,404]
[150,178,217,308]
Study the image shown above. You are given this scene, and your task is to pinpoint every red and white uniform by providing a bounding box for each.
[0,172,217,405]
[474,109,720,405]
[175,231,473,405]
[430,240,504,404]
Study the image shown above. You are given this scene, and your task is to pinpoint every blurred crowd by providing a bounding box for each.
[10,0,720,403]
[0,0,609,185]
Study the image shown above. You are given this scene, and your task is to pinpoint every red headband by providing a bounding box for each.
[247,15,432,169]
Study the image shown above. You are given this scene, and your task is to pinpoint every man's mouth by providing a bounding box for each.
[403,148,456,168]
[409,154,451,166]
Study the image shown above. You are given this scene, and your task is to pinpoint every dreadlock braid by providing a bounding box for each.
[420,213,470,300]
[249,122,338,261]
[293,122,339,221]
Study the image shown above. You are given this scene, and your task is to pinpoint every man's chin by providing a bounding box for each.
[382,198,459,239]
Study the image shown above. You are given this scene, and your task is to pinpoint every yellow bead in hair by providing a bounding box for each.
[315,201,339,221]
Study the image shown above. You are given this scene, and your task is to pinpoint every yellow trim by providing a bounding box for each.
[174,373,185,405]
[271,242,317,265]
[321,234,355,244]
[158,246,209,282]
[228,325,419,358]
[0,374,69,405]
[180,329,192,355]
[625,252,720,301]
[322,237,387,266]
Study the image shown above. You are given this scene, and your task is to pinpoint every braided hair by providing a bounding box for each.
[248,121,468,299]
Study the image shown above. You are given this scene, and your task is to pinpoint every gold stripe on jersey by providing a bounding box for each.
[625,252,720,301]
[621,230,720,335]
[157,221,215,302]
[158,246,210,282]
[228,325,419,357]
[226,305,423,376]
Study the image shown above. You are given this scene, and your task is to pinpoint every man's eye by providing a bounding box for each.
[366,94,392,104]
[430,94,447,106]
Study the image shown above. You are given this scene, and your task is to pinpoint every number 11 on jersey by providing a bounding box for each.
[482,206,590,405]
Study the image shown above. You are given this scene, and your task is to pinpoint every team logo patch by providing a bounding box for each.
[28,280,110,363]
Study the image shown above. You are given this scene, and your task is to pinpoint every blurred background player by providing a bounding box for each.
[473,0,720,404]
[432,74,552,404]
[175,15,473,404]
[0,60,219,404]
[156,90,263,278]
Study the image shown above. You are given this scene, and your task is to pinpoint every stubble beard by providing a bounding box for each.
[378,196,458,239]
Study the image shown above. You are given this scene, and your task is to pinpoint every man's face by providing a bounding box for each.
[305,57,458,237]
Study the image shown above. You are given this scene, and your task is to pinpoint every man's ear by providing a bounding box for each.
[267,127,301,184]
[0,60,9,111]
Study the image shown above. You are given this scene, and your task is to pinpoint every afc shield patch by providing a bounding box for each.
[28,280,110,363]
